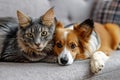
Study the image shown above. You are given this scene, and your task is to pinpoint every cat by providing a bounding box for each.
[0,8,57,63]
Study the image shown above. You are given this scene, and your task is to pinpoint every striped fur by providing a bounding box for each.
[0,8,57,62]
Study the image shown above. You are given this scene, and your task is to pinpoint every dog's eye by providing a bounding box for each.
[56,43,62,48]
[70,43,76,49]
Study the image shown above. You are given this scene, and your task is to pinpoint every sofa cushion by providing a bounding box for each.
[50,0,95,25]
[0,51,120,80]
[0,0,50,18]
[92,0,120,25]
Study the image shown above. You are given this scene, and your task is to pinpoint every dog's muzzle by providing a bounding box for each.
[58,48,74,65]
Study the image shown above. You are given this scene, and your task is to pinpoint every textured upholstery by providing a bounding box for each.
[0,51,120,80]
[50,0,95,25]
[92,0,120,25]
[0,0,50,18]
[0,0,95,25]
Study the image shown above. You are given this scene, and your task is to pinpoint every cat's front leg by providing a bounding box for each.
[90,51,109,73]
[40,55,58,63]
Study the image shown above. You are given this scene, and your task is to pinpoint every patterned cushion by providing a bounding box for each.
[92,0,120,25]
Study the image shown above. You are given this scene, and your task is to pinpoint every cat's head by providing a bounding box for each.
[17,8,55,53]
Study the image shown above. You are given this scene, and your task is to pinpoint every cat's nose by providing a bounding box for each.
[35,43,41,47]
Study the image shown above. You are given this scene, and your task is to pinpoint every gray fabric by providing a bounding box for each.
[48,0,95,25]
[0,51,120,80]
[85,70,120,80]
[0,0,96,25]
[92,0,120,25]
[0,0,50,18]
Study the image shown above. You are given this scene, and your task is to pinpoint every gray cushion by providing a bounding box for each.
[0,0,50,18]
[50,0,95,25]
[0,51,120,80]
[0,0,95,25]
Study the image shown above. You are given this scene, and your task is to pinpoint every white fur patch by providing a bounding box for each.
[64,31,69,40]
[66,25,73,30]
[63,25,73,40]
[85,31,101,58]
[90,51,109,73]
[58,47,74,65]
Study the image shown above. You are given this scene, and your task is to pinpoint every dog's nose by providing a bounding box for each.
[60,57,68,65]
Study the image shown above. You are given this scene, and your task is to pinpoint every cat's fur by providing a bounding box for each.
[0,8,57,62]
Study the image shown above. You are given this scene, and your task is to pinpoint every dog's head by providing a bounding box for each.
[54,19,94,65]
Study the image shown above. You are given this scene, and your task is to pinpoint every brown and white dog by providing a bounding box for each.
[53,19,120,73]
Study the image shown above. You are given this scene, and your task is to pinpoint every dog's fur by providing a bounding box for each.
[54,19,120,73]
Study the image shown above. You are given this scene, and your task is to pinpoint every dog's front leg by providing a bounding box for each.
[90,51,109,73]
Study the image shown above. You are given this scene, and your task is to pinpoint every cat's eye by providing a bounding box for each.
[27,33,33,38]
[56,42,62,48]
[70,43,76,49]
[41,31,47,36]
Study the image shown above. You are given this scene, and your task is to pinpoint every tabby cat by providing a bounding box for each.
[0,8,57,62]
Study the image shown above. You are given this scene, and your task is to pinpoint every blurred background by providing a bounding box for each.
[0,0,119,25]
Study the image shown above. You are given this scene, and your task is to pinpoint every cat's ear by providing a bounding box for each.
[74,19,94,40]
[17,10,31,28]
[41,7,54,26]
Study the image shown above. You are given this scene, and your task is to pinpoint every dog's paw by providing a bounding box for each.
[91,58,104,73]
[117,43,120,50]
[90,51,108,73]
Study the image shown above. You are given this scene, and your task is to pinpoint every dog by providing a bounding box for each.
[53,19,120,73]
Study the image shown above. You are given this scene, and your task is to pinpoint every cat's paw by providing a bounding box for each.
[90,51,108,73]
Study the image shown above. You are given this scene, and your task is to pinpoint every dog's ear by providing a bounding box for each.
[74,19,94,40]
[17,10,31,28]
[41,7,54,26]
[55,21,64,29]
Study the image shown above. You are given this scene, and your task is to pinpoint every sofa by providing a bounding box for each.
[0,0,120,80]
